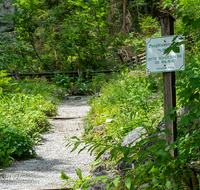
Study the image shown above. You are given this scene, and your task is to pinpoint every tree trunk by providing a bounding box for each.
[144,0,148,15]
[122,0,126,33]
[136,0,140,24]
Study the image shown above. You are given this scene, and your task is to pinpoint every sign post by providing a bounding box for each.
[146,14,186,157]
[160,14,177,157]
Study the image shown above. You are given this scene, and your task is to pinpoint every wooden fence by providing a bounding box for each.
[7,70,120,80]
[6,52,147,80]
[126,52,146,68]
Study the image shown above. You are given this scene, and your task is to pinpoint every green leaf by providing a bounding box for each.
[177,11,182,19]
[76,168,82,180]
[152,178,160,185]
[166,180,171,189]
[149,166,159,174]
[6,148,15,155]
[180,117,189,126]
[71,142,81,152]
[160,129,172,135]
[192,18,200,29]
[170,114,175,121]
[82,181,90,189]
[189,115,194,122]
[60,171,70,180]
[102,179,108,183]
[167,107,173,114]
[173,183,178,190]
[70,136,80,140]
[78,145,89,154]
[196,109,200,117]
[95,146,110,160]
[164,47,171,55]
[183,15,189,23]
[165,116,170,124]
[113,176,120,187]
[125,177,131,189]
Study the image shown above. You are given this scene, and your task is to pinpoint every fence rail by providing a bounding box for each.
[7,70,120,79]
[126,52,146,68]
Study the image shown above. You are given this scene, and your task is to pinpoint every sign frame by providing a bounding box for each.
[146,35,185,74]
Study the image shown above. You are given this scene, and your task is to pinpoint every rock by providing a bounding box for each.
[85,164,114,190]
[93,125,105,134]
[155,121,166,141]
[66,96,81,100]
[121,127,146,148]
[92,164,105,173]
[116,160,134,171]
[93,170,111,177]
[87,180,109,190]
[177,107,190,116]
[65,93,70,97]
[177,106,200,125]
[74,96,81,100]
[105,119,116,123]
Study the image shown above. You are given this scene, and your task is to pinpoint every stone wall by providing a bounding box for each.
[0,0,15,32]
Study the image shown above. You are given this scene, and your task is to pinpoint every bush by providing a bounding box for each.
[0,77,64,167]
[0,70,12,93]
[0,125,35,161]
[140,16,159,36]
[86,70,162,143]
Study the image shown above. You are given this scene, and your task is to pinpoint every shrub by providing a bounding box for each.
[0,125,35,161]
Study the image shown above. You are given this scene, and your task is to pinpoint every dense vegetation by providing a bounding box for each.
[0,0,200,189]
[0,70,64,167]
[0,0,162,73]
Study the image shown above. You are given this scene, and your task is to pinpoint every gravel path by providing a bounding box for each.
[0,96,94,190]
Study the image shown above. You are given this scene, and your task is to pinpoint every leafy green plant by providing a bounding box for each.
[52,73,73,89]
[60,168,92,190]
[62,53,200,189]
[0,70,12,93]
[0,76,64,167]
[0,125,35,161]
[0,141,15,167]
[86,70,162,141]
[14,77,65,103]
[140,16,160,36]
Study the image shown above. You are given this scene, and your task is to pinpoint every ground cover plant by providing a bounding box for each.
[84,70,162,140]
[0,70,65,167]
[62,60,200,189]
[61,39,200,190]
[52,72,117,96]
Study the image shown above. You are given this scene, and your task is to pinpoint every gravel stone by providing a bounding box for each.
[0,96,94,190]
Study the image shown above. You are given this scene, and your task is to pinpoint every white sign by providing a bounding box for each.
[146,35,185,74]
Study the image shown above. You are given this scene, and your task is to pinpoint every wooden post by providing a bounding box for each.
[160,14,177,157]
[129,56,133,69]
[134,51,138,67]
